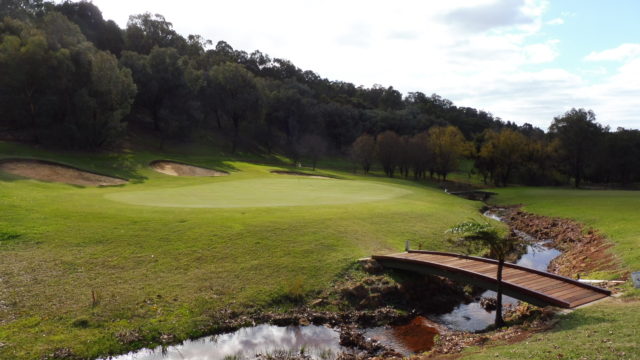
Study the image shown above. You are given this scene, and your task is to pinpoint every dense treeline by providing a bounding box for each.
[354,108,640,187]
[1,1,639,187]
[0,0,509,151]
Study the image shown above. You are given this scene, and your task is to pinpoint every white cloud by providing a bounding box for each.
[585,43,640,62]
[86,0,639,129]
[546,18,564,25]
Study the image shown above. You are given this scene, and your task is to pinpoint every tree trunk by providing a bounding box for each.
[231,115,239,153]
[495,258,505,327]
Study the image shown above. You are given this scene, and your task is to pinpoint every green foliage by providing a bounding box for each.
[0,229,21,242]
[208,62,264,152]
[0,13,136,149]
[446,219,517,261]
[428,125,470,181]
[549,108,605,187]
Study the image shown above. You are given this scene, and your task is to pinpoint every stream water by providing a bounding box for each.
[429,210,561,332]
[101,324,345,360]
[102,210,561,359]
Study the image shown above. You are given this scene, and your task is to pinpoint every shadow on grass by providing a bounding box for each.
[550,309,610,332]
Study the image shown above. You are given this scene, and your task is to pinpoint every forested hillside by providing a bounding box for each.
[1,0,640,187]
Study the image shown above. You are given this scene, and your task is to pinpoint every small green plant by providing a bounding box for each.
[71,317,90,328]
[283,276,306,302]
[0,229,21,242]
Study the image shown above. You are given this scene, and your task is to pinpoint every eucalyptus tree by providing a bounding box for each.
[208,63,264,153]
[549,108,605,187]
[0,13,135,148]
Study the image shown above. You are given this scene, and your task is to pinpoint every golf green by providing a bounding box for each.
[105,178,413,208]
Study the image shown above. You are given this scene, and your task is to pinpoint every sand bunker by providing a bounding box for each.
[150,160,229,177]
[0,159,127,186]
[270,170,332,179]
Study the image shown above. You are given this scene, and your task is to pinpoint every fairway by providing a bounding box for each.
[105,178,412,208]
[0,143,484,359]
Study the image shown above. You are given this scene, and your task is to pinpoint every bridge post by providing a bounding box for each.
[405,240,410,252]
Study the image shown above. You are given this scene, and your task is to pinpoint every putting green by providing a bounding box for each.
[105,178,413,208]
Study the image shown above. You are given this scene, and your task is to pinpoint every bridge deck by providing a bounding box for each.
[372,250,610,308]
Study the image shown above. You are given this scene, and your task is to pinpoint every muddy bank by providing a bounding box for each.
[495,207,625,280]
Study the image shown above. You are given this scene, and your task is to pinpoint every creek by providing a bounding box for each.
[428,210,561,332]
[102,210,561,359]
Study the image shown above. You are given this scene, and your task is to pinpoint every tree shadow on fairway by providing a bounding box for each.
[549,308,610,333]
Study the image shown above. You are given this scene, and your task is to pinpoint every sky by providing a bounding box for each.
[88,0,640,130]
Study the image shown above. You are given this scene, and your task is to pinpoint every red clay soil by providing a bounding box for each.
[500,207,626,279]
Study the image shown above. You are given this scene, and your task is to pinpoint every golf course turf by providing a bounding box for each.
[2,141,639,359]
[105,178,411,208]
[0,141,484,359]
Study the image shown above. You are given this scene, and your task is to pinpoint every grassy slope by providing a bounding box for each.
[0,141,484,359]
[461,187,640,360]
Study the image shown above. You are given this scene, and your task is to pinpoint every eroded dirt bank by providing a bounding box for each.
[496,206,626,280]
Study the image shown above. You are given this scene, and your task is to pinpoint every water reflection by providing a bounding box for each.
[102,325,344,360]
[364,317,439,355]
[431,221,561,332]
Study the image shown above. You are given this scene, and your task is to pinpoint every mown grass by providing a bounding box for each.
[490,187,640,273]
[0,141,485,359]
[462,299,640,360]
[459,187,640,360]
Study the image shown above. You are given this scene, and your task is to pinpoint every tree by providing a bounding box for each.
[124,13,186,55]
[447,220,522,328]
[428,125,469,181]
[376,130,402,177]
[407,131,432,179]
[264,79,317,156]
[0,0,47,20]
[121,47,200,143]
[56,1,124,55]
[549,108,605,187]
[350,134,376,174]
[208,63,264,153]
[297,134,327,170]
[0,13,135,148]
[0,17,53,135]
[478,129,528,186]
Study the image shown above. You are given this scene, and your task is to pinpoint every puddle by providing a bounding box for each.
[101,324,345,360]
[364,316,439,355]
[430,210,562,332]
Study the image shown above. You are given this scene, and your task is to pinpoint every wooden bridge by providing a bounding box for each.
[372,250,611,308]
